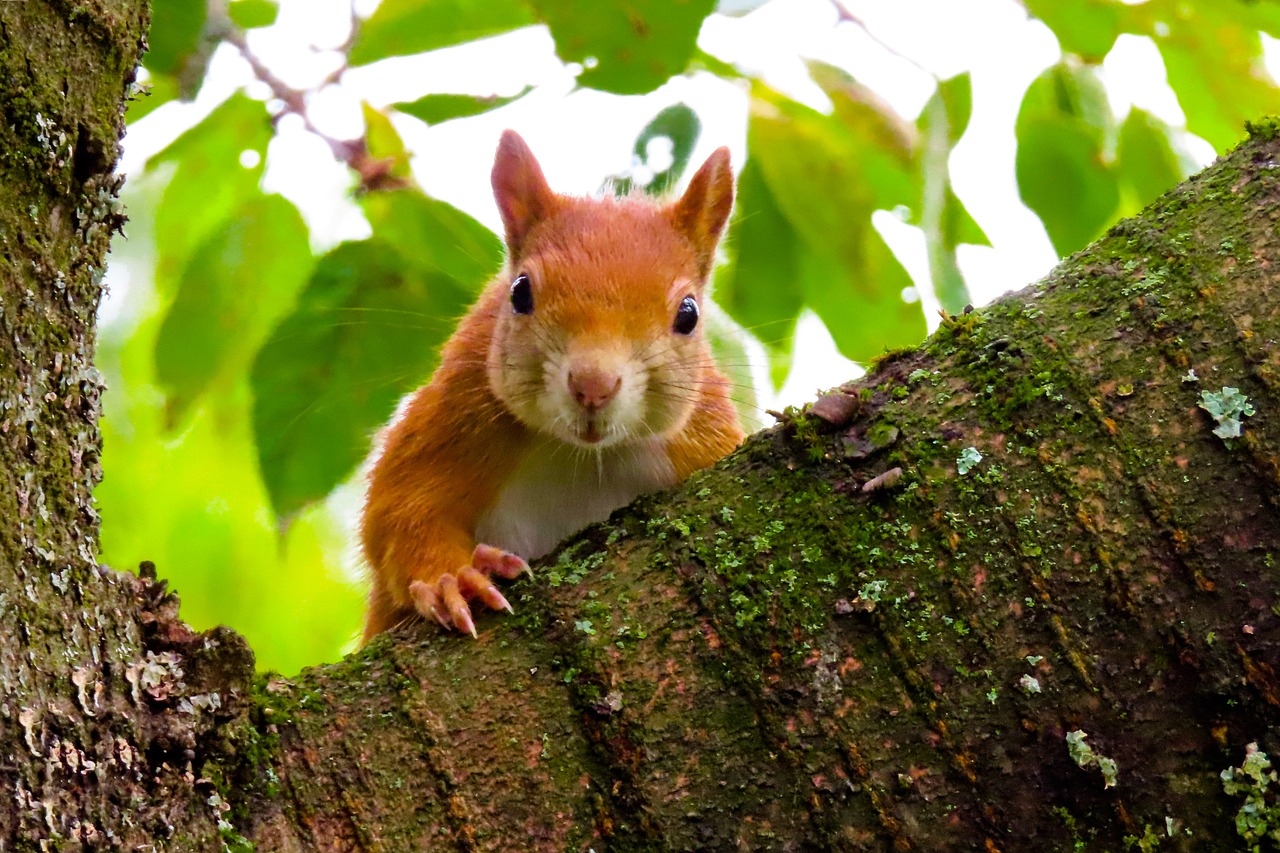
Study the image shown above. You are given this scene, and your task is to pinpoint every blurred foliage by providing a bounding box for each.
[103,0,1277,672]
[1013,61,1190,257]
[394,87,535,126]
[608,103,705,196]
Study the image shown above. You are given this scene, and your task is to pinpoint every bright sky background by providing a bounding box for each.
[115,0,1234,408]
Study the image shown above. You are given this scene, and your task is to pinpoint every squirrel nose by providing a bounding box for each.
[568,368,621,412]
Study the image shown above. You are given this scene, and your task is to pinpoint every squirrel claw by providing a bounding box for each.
[472,543,529,580]
[408,546,524,637]
[438,573,476,637]
[409,575,477,635]
[408,580,451,629]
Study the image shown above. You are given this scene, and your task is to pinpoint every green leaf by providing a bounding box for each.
[229,0,279,29]
[941,187,989,250]
[349,0,535,66]
[797,227,923,364]
[1234,2,1280,40]
[361,189,504,289]
[725,115,925,372]
[806,63,916,211]
[704,302,761,432]
[746,83,926,360]
[1157,21,1273,152]
[689,46,748,82]
[148,94,273,292]
[917,73,986,313]
[750,84,911,282]
[146,0,207,77]
[1116,108,1186,213]
[530,0,718,94]
[1016,116,1119,257]
[251,241,473,520]
[362,103,412,182]
[716,160,803,388]
[1015,63,1120,257]
[1022,0,1125,61]
[611,103,702,196]
[97,327,365,673]
[925,72,973,147]
[638,103,701,194]
[1016,62,1115,151]
[154,194,313,423]
[1025,0,1280,152]
[751,108,873,278]
[393,87,534,126]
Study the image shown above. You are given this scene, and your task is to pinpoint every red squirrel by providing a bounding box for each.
[360,130,743,640]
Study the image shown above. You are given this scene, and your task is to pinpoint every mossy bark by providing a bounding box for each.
[3,7,1280,846]
[0,2,257,849]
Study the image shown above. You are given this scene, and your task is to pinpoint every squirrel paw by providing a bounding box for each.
[408,544,529,638]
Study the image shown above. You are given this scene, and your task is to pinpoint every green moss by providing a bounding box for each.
[1245,117,1280,142]
[782,410,827,462]
[927,307,984,356]
[1124,825,1163,852]
[867,344,919,372]
[652,457,916,669]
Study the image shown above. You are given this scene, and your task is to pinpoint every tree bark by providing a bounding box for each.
[4,7,1280,849]
[0,2,255,849]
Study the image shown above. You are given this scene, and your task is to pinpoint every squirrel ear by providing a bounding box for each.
[492,130,556,256]
[669,146,734,278]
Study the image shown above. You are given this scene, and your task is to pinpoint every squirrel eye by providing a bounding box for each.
[510,273,533,315]
[673,295,699,335]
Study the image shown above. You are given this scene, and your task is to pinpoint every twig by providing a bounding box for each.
[226,29,404,191]
[828,0,934,77]
[225,30,354,160]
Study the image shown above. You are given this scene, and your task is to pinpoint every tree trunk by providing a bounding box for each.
[0,2,253,849]
[5,7,1280,849]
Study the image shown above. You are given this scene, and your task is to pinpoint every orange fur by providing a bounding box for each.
[360,131,744,641]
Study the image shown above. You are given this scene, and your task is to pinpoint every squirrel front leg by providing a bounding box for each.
[361,503,528,642]
[410,543,528,634]
[360,389,531,642]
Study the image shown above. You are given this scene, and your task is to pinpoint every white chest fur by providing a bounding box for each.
[474,438,676,560]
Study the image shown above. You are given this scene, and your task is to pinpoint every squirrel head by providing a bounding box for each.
[486,130,734,449]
